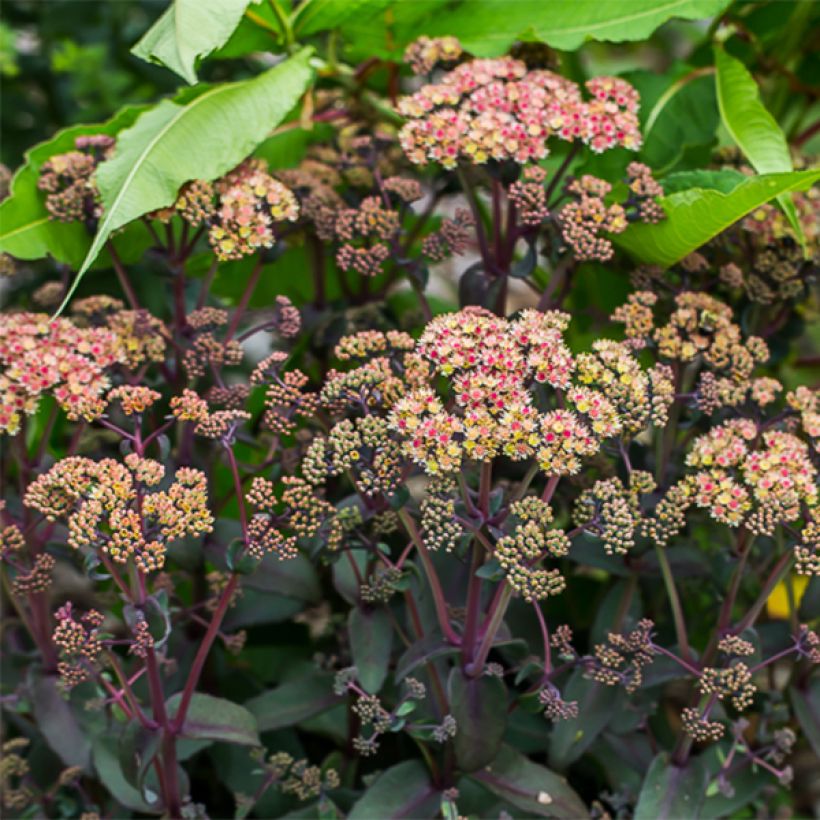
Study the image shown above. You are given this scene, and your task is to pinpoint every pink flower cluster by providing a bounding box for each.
[386,307,668,476]
[397,47,641,168]
[0,313,124,434]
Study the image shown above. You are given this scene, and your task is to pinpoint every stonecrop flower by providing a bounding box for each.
[24,456,213,572]
[397,41,642,168]
[649,417,818,539]
[0,312,125,434]
[495,497,570,601]
[299,308,672,486]
[172,158,299,261]
[37,135,115,224]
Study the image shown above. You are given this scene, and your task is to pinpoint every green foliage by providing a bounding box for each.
[634,754,709,820]
[472,745,588,818]
[132,0,258,84]
[62,48,314,309]
[348,605,393,694]
[714,44,803,241]
[615,168,820,266]
[165,692,261,746]
[1,2,817,818]
[449,669,507,772]
[348,760,438,819]
[246,674,342,732]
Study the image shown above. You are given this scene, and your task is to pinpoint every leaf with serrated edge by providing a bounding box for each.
[615,169,820,267]
[714,44,803,242]
[58,48,314,314]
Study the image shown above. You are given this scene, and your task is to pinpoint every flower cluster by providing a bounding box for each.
[698,663,756,711]
[173,159,299,260]
[574,472,655,555]
[384,308,670,476]
[24,456,213,571]
[676,420,818,534]
[245,476,341,560]
[588,618,657,692]
[404,35,463,75]
[37,135,114,224]
[248,750,340,803]
[495,497,570,601]
[0,312,125,434]
[52,602,105,688]
[558,175,627,261]
[612,290,771,413]
[398,42,642,168]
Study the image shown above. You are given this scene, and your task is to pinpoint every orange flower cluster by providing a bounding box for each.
[24,456,213,572]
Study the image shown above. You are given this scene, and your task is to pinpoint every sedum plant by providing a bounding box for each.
[0,2,818,818]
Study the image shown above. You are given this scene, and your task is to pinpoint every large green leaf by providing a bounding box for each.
[0,106,145,267]
[634,753,708,820]
[636,68,719,173]
[714,44,802,241]
[246,673,341,731]
[449,668,507,773]
[348,605,393,694]
[348,760,439,820]
[292,0,392,38]
[472,745,589,819]
[406,0,731,55]
[615,168,820,267]
[132,0,257,84]
[60,48,314,312]
[165,692,260,746]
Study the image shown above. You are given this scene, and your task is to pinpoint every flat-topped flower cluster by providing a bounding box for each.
[398,42,642,167]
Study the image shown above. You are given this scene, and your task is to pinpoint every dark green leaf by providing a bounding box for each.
[449,668,507,773]
[637,68,719,173]
[93,734,157,814]
[243,551,320,601]
[165,692,260,746]
[634,753,708,820]
[395,635,461,682]
[119,722,160,792]
[472,744,589,818]
[790,681,820,758]
[28,671,91,772]
[614,169,820,267]
[246,673,341,732]
[348,760,438,820]
[292,0,392,38]
[548,669,624,769]
[349,605,393,694]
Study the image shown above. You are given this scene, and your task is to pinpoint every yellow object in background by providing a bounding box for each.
[766,574,809,620]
